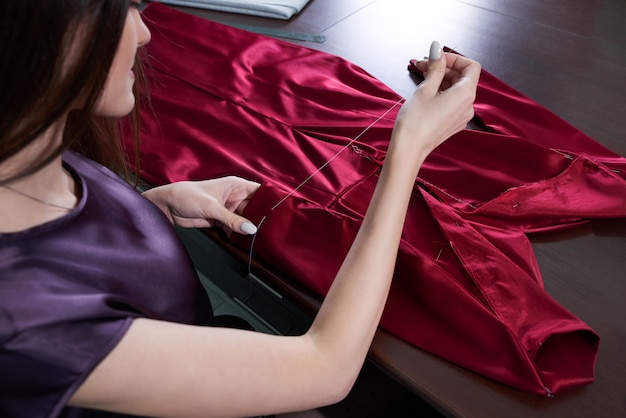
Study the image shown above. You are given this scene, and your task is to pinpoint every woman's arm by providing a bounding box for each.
[69,44,481,418]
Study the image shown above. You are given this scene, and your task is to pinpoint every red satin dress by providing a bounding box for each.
[129,3,626,396]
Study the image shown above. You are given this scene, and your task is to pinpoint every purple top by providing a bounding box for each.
[0,151,213,418]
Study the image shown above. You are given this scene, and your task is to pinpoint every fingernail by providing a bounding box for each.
[241,222,258,235]
[429,41,441,60]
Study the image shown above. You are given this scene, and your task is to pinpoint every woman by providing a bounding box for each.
[0,1,480,417]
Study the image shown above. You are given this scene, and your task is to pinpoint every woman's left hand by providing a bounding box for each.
[142,176,260,235]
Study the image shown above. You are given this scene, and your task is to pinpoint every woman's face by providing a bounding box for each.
[95,1,151,117]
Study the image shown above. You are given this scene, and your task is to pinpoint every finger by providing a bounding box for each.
[409,58,427,76]
[221,178,260,213]
[235,198,251,215]
[442,53,482,88]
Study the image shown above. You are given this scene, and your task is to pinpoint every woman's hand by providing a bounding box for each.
[142,176,260,235]
[392,42,481,162]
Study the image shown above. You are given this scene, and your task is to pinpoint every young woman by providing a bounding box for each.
[0,1,481,417]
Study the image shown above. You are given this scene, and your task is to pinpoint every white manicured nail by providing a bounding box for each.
[241,222,258,235]
[429,41,442,60]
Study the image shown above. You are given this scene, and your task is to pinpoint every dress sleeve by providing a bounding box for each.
[0,286,134,418]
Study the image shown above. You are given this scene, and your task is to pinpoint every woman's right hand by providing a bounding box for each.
[391,41,481,162]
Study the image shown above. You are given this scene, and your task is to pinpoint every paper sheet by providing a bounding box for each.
[147,0,311,20]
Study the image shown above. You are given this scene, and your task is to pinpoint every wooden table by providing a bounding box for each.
[154,1,626,416]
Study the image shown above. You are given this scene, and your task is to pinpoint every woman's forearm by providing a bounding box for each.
[305,135,428,386]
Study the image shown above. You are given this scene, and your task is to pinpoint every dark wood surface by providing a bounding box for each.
[155,1,626,416]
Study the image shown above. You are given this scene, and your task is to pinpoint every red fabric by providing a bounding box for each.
[130,3,626,395]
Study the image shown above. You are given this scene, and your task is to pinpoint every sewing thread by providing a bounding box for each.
[246,96,405,275]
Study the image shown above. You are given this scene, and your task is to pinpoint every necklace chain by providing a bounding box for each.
[2,184,75,211]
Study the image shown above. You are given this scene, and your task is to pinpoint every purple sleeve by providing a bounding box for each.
[0,151,212,418]
[1,305,132,418]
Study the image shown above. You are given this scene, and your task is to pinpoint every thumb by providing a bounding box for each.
[230,211,258,235]
[421,41,445,94]
[212,203,258,235]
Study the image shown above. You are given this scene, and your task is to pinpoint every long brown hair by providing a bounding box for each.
[0,0,145,184]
